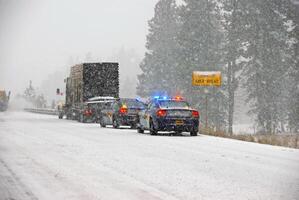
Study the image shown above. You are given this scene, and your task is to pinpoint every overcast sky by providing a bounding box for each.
[0,0,159,93]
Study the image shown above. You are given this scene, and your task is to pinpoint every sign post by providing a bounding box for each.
[192,71,222,130]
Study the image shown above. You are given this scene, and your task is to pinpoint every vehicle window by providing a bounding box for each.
[104,102,113,109]
[113,102,119,111]
[121,99,145,109]
[158,100,190,108]
[149,102,156,110]
[90,104,97,109]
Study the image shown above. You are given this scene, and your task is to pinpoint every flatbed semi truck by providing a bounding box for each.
[61,62,119,120]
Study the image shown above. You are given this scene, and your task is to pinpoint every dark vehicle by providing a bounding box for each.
[77,102,95,123]
[77,98,116,123]
[137,96,199,136]
[0,90,10,112]
[60,62,119,121]
[99,98,146,128]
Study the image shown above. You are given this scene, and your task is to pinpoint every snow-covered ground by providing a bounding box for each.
[233,123,255,134]
[0,111,298,200]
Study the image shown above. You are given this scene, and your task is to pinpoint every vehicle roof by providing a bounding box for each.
[85,100,115,104]
[118,98,140,101]
[88,96,116,101]
[152,99,187,103]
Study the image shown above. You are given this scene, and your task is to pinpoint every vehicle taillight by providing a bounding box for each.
[84,109,92,116]
[156,109,167,117]
[192,110,199,118]
[119,106,128,114]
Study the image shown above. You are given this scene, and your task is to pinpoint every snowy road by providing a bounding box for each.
[0,112,298,200]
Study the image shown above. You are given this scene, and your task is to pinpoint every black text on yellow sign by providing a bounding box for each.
[192,71,222,87]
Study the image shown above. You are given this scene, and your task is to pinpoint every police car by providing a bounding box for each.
[99,98,146,128]
[137,96,199,136]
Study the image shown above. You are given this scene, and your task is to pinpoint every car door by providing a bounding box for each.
[143,102,155,129]
[138,105,147,128]
[100,102,111,124]
[106,102,115,125]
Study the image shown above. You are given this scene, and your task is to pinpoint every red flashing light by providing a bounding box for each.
[119,105,128,114]
[192,110,199,118]
[156,109,167,117]
[174,96,183,101]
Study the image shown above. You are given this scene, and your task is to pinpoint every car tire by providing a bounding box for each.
[190,129,198,136]
[80,114,86,123]
[137,126,144,133]
[112,118,119,129]
[149,119,157,135]
[100,118,106,127]
[131,124,137,129]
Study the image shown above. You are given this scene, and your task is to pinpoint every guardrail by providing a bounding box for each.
[24,108,58,115]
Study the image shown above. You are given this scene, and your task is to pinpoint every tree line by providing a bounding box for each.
[137,0,299,134]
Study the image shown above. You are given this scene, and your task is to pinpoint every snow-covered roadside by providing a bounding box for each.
[233,123,255,134]
[0,111,298,200]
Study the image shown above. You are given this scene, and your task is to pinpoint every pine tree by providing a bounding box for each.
[220,0,248,134]
[178,0,227,130]
[281,0,299,133]
[242,0,290,133]
[137,0,180,97]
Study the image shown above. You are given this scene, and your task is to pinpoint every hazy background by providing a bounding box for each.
[0,0,160,99]
[0,0,253,129]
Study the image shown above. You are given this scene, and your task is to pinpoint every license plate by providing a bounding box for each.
[176,120,184,125]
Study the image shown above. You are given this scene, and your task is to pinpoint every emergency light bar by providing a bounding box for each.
[151,95,183,101]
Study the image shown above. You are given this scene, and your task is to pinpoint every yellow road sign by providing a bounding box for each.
[192,71,221,86]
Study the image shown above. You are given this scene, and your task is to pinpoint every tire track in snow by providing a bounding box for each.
[0,158,39,200]
[0,123,180,200]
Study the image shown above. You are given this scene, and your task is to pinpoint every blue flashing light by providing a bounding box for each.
[152,95,171,100]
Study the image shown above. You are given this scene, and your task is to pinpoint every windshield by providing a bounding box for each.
[121,99,145,109]
[87,102,113,109]
[158,100,190,108]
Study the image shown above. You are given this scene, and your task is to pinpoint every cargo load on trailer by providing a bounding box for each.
[0,90,10,112]
[60,62,119,121]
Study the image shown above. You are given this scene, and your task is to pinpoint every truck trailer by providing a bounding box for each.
[61,62,119,121]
